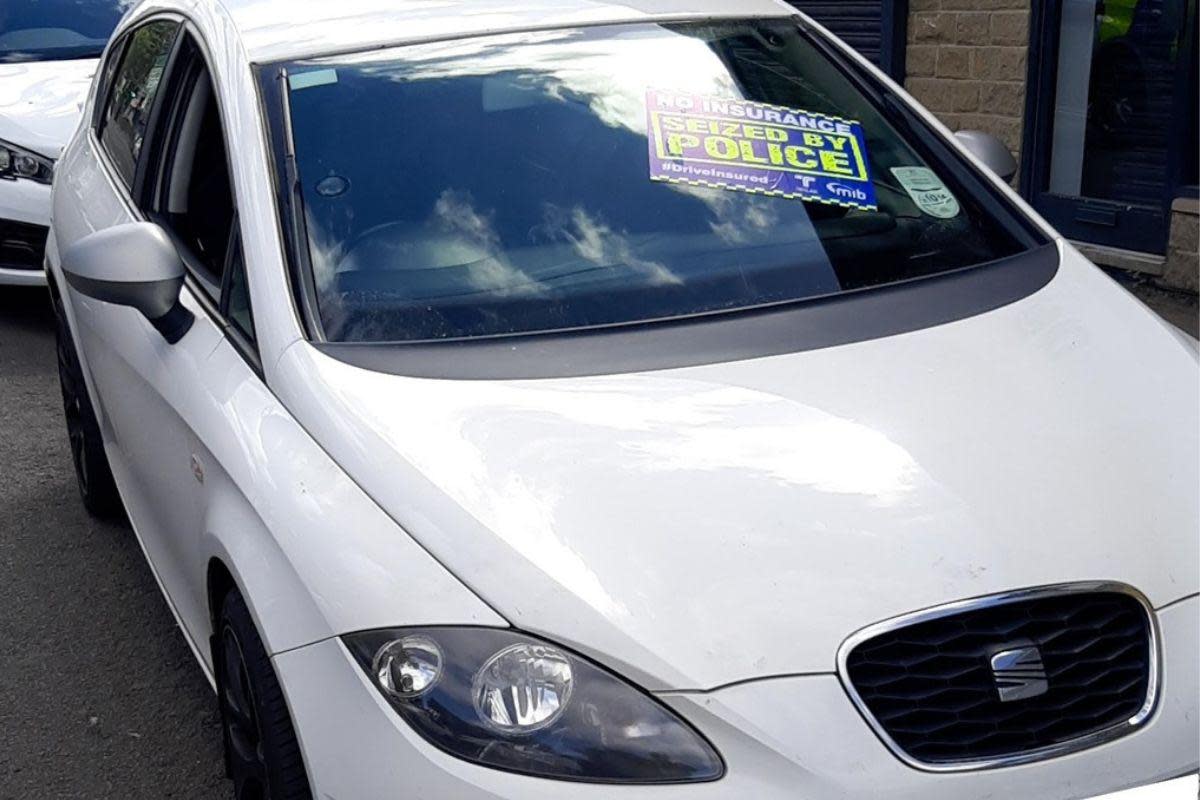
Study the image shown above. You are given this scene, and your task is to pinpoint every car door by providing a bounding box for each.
[55,19,237,649]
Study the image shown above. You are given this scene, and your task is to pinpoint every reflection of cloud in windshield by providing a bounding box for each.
[684,187,785,245]
[433,188,501,252]
[308,24,816,257]
[540,205,680,286]
[318,25,807,253]
[430,189,544,296]
[345,26,739,133]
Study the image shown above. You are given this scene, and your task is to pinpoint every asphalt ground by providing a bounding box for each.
[0,286,225,799]
[0,275,1194,798]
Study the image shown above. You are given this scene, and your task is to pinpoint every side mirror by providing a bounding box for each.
[954,130,1018,183]
[62,222,194,344]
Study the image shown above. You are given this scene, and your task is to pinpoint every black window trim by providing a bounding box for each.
[86,12,263,376]
[255,15,1059,379]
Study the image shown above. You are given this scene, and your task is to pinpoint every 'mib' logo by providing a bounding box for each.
[827,183,869,202]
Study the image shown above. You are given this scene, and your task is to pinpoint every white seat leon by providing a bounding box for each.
[45,0,1198,798]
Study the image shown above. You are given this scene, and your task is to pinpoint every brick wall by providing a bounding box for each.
[1163,200,1199,293]
[904,0,1031,167]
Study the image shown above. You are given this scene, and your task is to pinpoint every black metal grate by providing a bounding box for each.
[0,219,49,271]
[844,591,1153,765]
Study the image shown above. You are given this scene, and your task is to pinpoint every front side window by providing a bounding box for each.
[0,0,131,64]
[99,19,177,186]
[140,34,249,349]
[223,235,255,342]
[268,20,1037,344]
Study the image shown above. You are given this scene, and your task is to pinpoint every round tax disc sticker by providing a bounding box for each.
[891,166,961,219]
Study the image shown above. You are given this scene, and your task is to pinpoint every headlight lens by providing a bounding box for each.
[344,628,724,783]
[373,635,443,699]
[473,642,574,734]
[0,140,54,185]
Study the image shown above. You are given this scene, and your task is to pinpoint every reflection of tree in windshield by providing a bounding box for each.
[0,0,133,62]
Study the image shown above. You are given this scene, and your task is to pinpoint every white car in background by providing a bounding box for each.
[0,0,129,285]
[44,0,1198,798]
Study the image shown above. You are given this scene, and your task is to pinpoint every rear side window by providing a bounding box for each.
[99,20,178,186]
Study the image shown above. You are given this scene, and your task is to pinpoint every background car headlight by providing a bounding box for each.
[344,627,724,783]
[0,140,54,185]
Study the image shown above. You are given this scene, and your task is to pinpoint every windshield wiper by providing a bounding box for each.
[276,68,326,342]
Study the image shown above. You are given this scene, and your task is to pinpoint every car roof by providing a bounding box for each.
[214,0,800,63]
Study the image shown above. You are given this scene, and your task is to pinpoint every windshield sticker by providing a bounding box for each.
[645,89,877,210]
[288,69,339,91]
[891,166,961,219]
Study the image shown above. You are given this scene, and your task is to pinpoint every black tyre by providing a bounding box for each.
[216,589,313,800]
[51,289,122,519]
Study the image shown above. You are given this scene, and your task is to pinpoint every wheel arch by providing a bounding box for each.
[196,487,335,676]
[206,556,237,635]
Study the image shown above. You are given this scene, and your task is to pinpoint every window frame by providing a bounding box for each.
[88,13,262,373]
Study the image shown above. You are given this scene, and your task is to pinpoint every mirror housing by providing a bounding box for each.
[954,130,1018,183]
[61,222,194,344]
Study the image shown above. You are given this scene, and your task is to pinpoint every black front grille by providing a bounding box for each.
[844,590,1154,765]
[0,219,49,271]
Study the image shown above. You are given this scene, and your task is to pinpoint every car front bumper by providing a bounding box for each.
[272,595,1198,800]
[0,177,50,286]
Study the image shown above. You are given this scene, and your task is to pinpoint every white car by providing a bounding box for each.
[0,0,130,286]
[45,1,1198,798]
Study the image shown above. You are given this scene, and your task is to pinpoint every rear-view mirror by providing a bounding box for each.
[954,130,1019,183]
[61,222,194,344]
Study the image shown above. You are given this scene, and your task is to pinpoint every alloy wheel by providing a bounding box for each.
[55,331,90,495]
[221,625,269,800]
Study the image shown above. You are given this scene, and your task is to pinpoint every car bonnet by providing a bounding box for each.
[0,58,97,158]
[270,245,1198,690]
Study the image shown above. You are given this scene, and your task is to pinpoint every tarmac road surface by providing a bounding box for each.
[0,287,225,799]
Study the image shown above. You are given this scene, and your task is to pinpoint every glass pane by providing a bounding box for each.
[273,21,1027,343]
[224,237,255,342]
[100,20,177,186]
[1047,0,1188,206]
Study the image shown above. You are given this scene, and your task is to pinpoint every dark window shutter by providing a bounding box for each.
[786,0,908,81]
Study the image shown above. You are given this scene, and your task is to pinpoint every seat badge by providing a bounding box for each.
[990,646,1049,702]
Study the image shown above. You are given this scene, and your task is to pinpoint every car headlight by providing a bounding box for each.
[0,139,54,185]
[344,627,724,783]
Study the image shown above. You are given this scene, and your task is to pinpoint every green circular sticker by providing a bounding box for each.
[891,166,961,219]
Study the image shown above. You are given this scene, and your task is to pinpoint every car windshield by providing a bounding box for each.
[268,20,1034,343]
[0,0,130,63]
